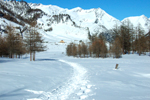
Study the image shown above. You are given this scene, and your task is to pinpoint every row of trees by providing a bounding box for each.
[66,37,108,58]
[66,21,150,58]
[111,22,150,56]
[0,23,46,61]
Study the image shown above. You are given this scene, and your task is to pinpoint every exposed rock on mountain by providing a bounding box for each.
[0,1,150,42]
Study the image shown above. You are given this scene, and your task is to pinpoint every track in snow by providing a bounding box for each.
[25,59,93,100]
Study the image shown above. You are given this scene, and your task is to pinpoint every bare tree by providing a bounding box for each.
[24,25,46,61]
[112,22,133,54]
[136,24,145,55]
[5,24,17,58]
[111,37,122,58]
[78,43,82,57]
[0,35,8,57]
[66,42,73,56]
[88,44,92,57]
[100,41,107,58]
[81,42,88,58]
[15,33,26,58]
[72,43,77,57]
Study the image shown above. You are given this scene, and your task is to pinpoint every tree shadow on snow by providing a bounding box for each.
[22,57,30,59]
[0,87,28,98]
[36,59,57,61]
[0,59,14,63]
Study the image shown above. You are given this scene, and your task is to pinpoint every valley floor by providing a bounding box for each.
[0,44,150,100]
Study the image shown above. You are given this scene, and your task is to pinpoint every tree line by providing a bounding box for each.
[0,22,46,61]
[66,37,108,58]
[111,21,150,56]
[66,21,150,58]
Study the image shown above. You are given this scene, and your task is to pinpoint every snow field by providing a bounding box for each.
[25,59,93,100]
[67,54,150,100]
[0,54,72,100]
[0,43,150,100]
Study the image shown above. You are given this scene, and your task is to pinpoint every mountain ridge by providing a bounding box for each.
[0,1,150,42]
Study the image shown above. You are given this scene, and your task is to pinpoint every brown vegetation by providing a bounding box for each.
[0,23,46,61]
[66,38,107,58]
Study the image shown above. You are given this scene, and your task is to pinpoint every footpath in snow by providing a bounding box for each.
[26,59,93,100]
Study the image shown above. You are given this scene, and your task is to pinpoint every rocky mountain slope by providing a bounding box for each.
[0,1,150,42]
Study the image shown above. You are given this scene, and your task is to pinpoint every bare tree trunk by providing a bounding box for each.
[30,52,32,61]
[9,52,13,58]
[33,51,35,61]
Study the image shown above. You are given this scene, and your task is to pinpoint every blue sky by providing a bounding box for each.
[25,0,150,20]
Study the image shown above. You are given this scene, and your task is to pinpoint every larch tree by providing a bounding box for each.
[136,24,145,55]
[15,33,26,58]
[72,43,77,57]
[24,22,46,61]
[111,37,122,58]
[78,43,82,57]
[5,24,18,58]
[81,42,88,58]
[88,44,92,57]
[0,35,8,57]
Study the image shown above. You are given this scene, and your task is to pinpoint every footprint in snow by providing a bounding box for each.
[76,85,93,99]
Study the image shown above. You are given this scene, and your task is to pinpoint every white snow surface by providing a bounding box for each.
[0,43,150,100]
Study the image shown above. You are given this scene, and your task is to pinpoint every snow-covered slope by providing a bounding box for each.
[122,15,150,33]
[1,1,150,42]
[30,3,121,35]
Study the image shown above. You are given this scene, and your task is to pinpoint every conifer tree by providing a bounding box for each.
[81,42,88,57]
[111,37,122,58]
[78,43,82,57]
[72,43,77,57]
[136,24,145,55]
[0,35,8,57]
[24,23,46,61]
[5,24,17,58]
[88,44,92,57]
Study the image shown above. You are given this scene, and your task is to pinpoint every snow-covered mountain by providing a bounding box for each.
[122,15,150,33]
[0,1,150,42]
[30,3,121,34]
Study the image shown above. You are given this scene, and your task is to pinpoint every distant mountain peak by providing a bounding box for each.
[140,14,147,18]
[71,7,83,12]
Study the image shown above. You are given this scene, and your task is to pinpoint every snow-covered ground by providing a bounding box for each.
[0,43,150,100]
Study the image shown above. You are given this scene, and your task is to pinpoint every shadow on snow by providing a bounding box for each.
[0,59,14,63]
[36,59,57,61]
[0,87,28,98]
